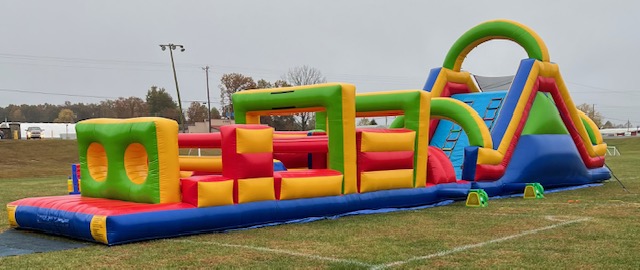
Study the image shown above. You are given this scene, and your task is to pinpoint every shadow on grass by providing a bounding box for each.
[0,229,90,257]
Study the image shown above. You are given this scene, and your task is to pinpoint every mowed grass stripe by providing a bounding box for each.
[372,216,592,269]
[169,239,375,267]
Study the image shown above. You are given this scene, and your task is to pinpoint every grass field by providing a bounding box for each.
[1,138,639,269]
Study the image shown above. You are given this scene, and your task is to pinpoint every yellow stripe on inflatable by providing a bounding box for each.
[234,83,339,94]
[90,215,108,244]
[279,175,343,200]
[7,205,18,227]
[341,84,358,195]
[154,119,181,203]
[360,169,414,193]
[415,91,431,187]
[237,177,275,203]
[477,148,504,165]
[429,69,481,97]
[496,61,541,155]
[179,156,223,172]
[360,131,416,152]
[273,133,308,138]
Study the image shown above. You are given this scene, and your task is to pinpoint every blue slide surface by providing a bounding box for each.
[429,91,507,178]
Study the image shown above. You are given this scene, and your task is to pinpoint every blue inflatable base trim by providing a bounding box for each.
[233,200,455,232]
[489,183,603,200]
[12,180,607,245]
[15,186,463,245]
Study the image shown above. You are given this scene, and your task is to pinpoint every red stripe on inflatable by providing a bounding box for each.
[274,136,328,153]
[11,195,193,216]
[178,133,221,148]
[357,151,414,172]
[442,82,470,97]
[274,153,309,169]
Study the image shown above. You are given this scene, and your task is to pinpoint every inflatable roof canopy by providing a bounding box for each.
[7,19,610,245]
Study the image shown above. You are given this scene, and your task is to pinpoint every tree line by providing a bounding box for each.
[0,65,326,131]
[0,86,220,125]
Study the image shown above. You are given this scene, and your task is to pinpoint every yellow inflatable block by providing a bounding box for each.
[7,205,18,227]
[360,131,415,152]
[280,175,343,200]
[477,148,504,165]
[238,177,275,203]
[360,169,414,193]
[90,215,108,244]
[197,180,234,207]
[236,128,273,154]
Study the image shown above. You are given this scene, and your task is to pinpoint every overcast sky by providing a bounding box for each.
[1,0,638,125]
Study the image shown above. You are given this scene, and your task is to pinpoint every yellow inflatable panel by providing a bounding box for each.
[7,205,18,227]
[90,215,108,244]
[280,175,343,200]
[360,169,414,193]
[360,131,416,152]
[236,128,273,154]
[238,177,275,203]
[197,180,234,207]
[476,148,504,165]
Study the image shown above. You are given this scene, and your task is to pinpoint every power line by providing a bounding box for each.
[0,88,116,99]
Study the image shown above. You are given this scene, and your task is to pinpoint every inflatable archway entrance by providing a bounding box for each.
[443,19,550,72]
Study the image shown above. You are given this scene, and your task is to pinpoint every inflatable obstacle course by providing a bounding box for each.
[7,19,609,245]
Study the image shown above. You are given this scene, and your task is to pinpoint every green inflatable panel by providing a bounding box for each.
[580,117,598,145]
[522,93,568,135]
[77,120,163,203]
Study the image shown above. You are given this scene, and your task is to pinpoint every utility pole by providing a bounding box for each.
[159,43,186,132]
[591,104,595,119]
[202,66,212,133]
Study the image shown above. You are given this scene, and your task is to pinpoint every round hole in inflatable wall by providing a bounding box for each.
[124,143,149,185]
[87,142,108,182]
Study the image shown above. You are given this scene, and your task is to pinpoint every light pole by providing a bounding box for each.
[202,66,212,133]
[159,43,186,132]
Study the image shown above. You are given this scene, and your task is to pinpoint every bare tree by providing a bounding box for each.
[219,73,257,119]
[576,103,603,128]
[282,66,326,130]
